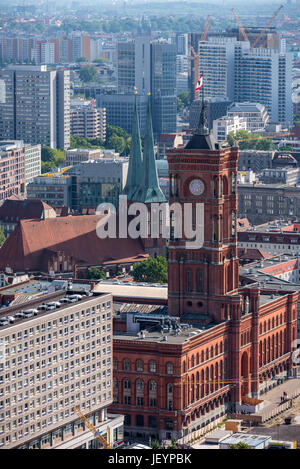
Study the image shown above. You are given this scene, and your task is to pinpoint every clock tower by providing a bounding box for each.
[167,103,239,323]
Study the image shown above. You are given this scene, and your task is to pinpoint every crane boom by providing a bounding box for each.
[250,5,283,51]
[232,9,249,43]
[73,406,112,449]
[200,15,213,42]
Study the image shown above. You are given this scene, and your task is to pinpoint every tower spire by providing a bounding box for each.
[122,90,143,201]
[135,94,166,203]
[196,84,209,136]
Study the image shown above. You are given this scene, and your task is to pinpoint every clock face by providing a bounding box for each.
[189,179,205,196]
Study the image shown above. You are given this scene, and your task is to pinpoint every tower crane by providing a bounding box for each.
[73,406,112,449]
[189,16,213,100]
[231,9,250,43]
[250,5,284,51]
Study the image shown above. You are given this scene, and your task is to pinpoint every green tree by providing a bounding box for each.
[178,91,189,108]
[227,130,274,151]
[132,256,168,284]
[167,439,178,449]
[279,145,294,152]
[177,96,184,112]
[77,56,88,63]
[107,135,126,155]
[86,268,106,280]
[229,442,252,449]
[41,147,66,172]
[294,114,300,126]
[79,65,98,83]
[151,440,161,449]
[0,227,6,246]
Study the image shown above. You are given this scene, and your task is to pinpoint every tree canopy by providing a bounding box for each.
[0,227,6,247]
[227,130,275,151]
[79,65,99,83]
[85,268,106,280]
[229,442,252,449]
[132,256,168,284]
[41,147,66,173]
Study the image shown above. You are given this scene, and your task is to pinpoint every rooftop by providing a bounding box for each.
[0,287,111,331]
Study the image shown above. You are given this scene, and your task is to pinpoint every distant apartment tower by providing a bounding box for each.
[115,36,177,137]
[71,100,106,140]
[0,65,70,150]
[70,33,91,62]
[235,48,293,125]
[198,38,248,100]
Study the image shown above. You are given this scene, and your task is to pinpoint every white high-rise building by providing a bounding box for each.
[235,48,293,125]
[0,65,70,150]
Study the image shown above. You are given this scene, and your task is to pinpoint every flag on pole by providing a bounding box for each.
[195,74,203,91]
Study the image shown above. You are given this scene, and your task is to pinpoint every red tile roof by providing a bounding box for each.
[238,248,272,261]
[0,197,55,222]
[0,215,146,272]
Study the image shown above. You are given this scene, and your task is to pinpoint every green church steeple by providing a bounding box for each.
[122,93,143,201]
[135,96,166,204]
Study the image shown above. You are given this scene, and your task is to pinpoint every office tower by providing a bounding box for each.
[114,36,177,138]
[97,93,148,135]
[235,48,293,125]
[0,65,70,150]
[176,33,188,55]
[150,41,177,137]
[70,33,91,62]
[198,38,247,101]
[117,35,151,95]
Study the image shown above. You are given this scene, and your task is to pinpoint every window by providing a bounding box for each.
[149,360,156,373]
[166,363,173,375]
[136,360,143,372]
[123,359,130,371]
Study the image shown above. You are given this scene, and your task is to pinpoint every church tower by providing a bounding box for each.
[167,101,239,323]
[122,93,166,256]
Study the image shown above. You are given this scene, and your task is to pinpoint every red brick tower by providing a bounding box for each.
[167,106,239,323]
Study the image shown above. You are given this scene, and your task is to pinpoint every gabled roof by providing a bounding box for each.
[0,197,55,222]
[0,215,146,272]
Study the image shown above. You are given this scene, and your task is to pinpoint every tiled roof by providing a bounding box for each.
[0,197,55,222]
[0,215,146,272]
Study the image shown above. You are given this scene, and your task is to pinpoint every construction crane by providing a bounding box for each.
[201,15,213,42]
[232,9,250,43]
[250,5,284,51]
[73,406,112,449]
[189,15,213,100]
[222,131,294,148]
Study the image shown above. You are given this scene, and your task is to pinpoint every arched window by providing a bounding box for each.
[166,362,173,375]
[201,351,204,362]
[149,360,156,373]
[136,379,144,391]
[123,359,130,371]
[259,324,262,335]
[136,359,143,372]
[149,380,157,392]
[206,348,209,360]
[196,353,199,365]
[182,361,186,373]
[191,355,195,368]
[215,344,219,356]
[272,318,274,329]
[210,346,214,358]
